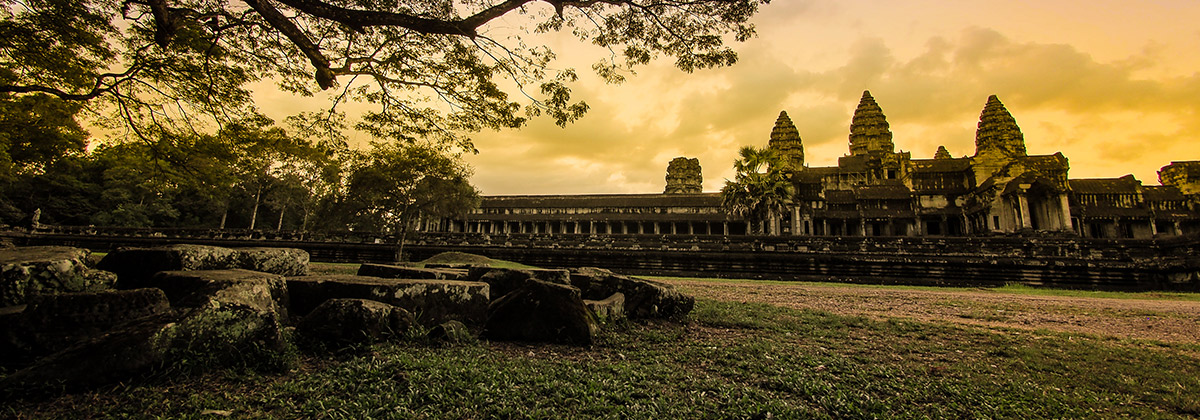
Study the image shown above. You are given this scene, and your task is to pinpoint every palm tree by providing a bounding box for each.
[720,146,794,235]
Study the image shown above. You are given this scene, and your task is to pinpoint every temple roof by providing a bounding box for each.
[1143,185,1186,201]
[848,90,894,156]
[480,193,722,208]
[910,158,971,173]
[769,111,802,146]
[1069,175,1141,194]
[1020,153,1069,174]
[974,95,1027,157]
[934,145,952,160]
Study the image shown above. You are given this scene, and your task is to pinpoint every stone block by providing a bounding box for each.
[483,279,596,345]
[287,275,489,327]
[97,244,237,289]
[0,246,113,306]
[466,267,571,300]
[358,263,467,280]
[585,292,626,324]
[234,247,310,277]
[1,269,293,391]
[569,267,694,319]
[297,298,415,348]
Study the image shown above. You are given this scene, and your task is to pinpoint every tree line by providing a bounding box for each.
[0,94,477,234]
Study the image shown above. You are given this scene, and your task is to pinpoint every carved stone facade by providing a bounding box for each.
[768,111,804,171]
[434,93,1200,239]
[664,157,702,194]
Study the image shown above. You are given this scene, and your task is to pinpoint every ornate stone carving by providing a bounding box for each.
[934,145,952,160]
[1159,161,1200,195]
[768,111,804,170]
[848,90,895,156]
[664,157,702,194]
[974,95,1027,158]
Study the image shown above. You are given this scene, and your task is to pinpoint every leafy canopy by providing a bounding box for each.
[0,0,767,149]
[720,145,792,234]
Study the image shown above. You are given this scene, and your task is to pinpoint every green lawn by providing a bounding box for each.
[649,275,1200,302]
[4,295,1198,419]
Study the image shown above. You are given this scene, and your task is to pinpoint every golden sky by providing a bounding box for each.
[262,0,1200,195]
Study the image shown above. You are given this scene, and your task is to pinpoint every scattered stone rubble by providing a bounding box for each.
[0,245,695,392]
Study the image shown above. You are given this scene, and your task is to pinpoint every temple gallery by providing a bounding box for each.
[434,92,1199,239]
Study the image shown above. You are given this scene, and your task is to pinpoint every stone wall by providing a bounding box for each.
[7,228,1197,291]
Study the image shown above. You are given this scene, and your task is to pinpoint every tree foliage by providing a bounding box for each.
[0,0,766,150]
[720,145,791,234]
[335,141,478,233]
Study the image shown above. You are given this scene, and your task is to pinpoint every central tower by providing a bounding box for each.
[848,90,895,156]
[768,110,805,171]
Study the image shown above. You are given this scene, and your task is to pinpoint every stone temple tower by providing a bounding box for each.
[664,157,703,194]
[768,111,804,171]
[848,91,895,156]
[974,95,1027,158]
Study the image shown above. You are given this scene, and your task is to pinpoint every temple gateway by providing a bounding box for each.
[435,91,1200,239]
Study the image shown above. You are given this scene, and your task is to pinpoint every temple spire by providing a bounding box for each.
[768,110,804,170]
[974,95,1027,157]
[934,145,952,160]
[848,90,894,156]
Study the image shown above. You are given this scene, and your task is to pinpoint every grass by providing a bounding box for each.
[4,297,1199,419]
[648,275,1200,302]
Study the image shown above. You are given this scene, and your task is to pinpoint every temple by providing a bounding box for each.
[433,92,1200,239]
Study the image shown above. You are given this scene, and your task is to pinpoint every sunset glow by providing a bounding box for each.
[259,1,1200,195]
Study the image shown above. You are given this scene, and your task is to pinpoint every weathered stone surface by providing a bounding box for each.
[0,314,182,391]
[427,320,473,343]
[467,267,570,300]
[0,246,113,306]
[0,288,170,368]
[144,269,291,371]
[23,288,170,340]
[585,292,626,324]
[97,245,309,289]
[768,111,805,170]
[97,244,237,289]
[974,95,1026,158]
[664,156,703,194]
[2,270,292,391]
[934,145,952,160]
[569,267,694,319]
[287,275,489,326]
[148,269,288,312]
[297,298,415,347]
[234,247,310,277]
[483,280,597,345]
[358,263,467,280]
[849,90,895,156]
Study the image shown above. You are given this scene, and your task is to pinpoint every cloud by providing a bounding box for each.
[467,19,1200,194]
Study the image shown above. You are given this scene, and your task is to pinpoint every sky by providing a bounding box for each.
[263,0,1200,195]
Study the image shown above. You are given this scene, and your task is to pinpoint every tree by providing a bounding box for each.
[720,145,792,235]
[0,0,766,149]
[339,142,478,260]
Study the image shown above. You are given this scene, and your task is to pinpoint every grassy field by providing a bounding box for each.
[4,260,1199,418]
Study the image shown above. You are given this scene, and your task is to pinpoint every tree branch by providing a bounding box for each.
[274,0,536,37]
[242,0,336,89]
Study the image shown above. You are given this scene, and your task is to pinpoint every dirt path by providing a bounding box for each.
[661,279,1200,345]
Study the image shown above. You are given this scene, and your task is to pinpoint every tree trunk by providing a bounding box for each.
[395,202,413,262]
[249,186,261,230]
[276,205,285,230]
[219,208,228,229]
